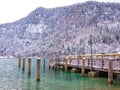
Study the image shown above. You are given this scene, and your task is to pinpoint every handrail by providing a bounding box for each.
[58,53,120,60]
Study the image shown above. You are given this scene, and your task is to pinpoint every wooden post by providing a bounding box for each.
[36,58,40,81]
[108,57,113,84]
[88,56,90,67]
[22,58,25,71]
[77,55,80,66]
[44,58,45,68]
[28,57,31,75]
[69,57,72,64]
[64,58,68,72]
[96,56,98,60]
[54,59,57,70]
[49,59,50,69]
[81,57,85,77]
[102,55,104,69]
[18,58,21,67]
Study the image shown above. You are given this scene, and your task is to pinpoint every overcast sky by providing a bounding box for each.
[0,0,120,24]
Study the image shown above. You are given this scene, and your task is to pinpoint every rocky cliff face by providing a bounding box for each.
[0,1,120,57]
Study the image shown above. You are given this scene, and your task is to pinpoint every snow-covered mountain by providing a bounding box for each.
[0,1,120,57]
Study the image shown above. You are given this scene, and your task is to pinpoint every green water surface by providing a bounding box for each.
[0,58,120,90]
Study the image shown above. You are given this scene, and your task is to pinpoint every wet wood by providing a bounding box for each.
[54,59,57,70]
[102,55,105,69]
[44,59,45,68]
[49,59,50,69]
[108,57,113,84]
[22,58,25,71]
[81,57,85,77]
[28,57,31,75]
[18,58,21,67]
[77,56,80,66]
[36,58,40,81]
[64,58,68,72]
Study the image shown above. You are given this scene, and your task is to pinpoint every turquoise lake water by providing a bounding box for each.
[0,58,120,90]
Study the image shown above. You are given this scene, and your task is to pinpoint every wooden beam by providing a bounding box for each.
[36,58,40,81]
[18,58,21,67]
[108,57,113,84]
[81,57,85,77]
[64,58,68,72]
[54,59,57,70]
[28,57,31,75]
[22,58,25,71]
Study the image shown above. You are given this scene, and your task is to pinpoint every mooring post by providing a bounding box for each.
[108,57,113,84]
[49,59,50,69]
[18,58,21,67]
[28,57,31,75]
[54,59,57,70]
[22,58,25,71]
[81,57,85,77]
[77,55,80,66]
[44,58,45,68]
[102,55,105,69]
[69,57,72,64]
[88,56,90,67]
[36,58,40,81]
[64,57,68,72]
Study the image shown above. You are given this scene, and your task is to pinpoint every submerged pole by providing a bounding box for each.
[28,57,31,75]
[108,57,113,84]
[36,58,40,81]
[81,57,85,77]
[22,58,25,71]
[18,58,21,67]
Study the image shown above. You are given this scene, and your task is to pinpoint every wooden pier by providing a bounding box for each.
[17,53,120,84]
[49,53,120,84]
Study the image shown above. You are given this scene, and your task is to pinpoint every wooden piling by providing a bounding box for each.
[36,58,40,81]
[64,58,68,72]
[77,55,80,66]
[49,59,50,69]
[108,57,113,84]
[53,59,57,70]
[44,59,45,68]
[102,55,105,69]
[81,57,85,77]
[88,56,90,67]
[28,57,31,75]
[69,57,72,64]
[18,58,21,67]
[22,58,25,71]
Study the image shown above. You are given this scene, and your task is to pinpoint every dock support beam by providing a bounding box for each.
[18,58,21,67]
[28,57,31,75]
[49,59,50,69]
[36,58,40,81]
[108,58,113,84]
[44,59,45,68]
[64,58,68,72]
[81,57,85,77]
[22,58,25,71]
[53,59,57,70]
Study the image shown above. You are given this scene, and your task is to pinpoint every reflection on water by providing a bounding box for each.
[0,58,120,90]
